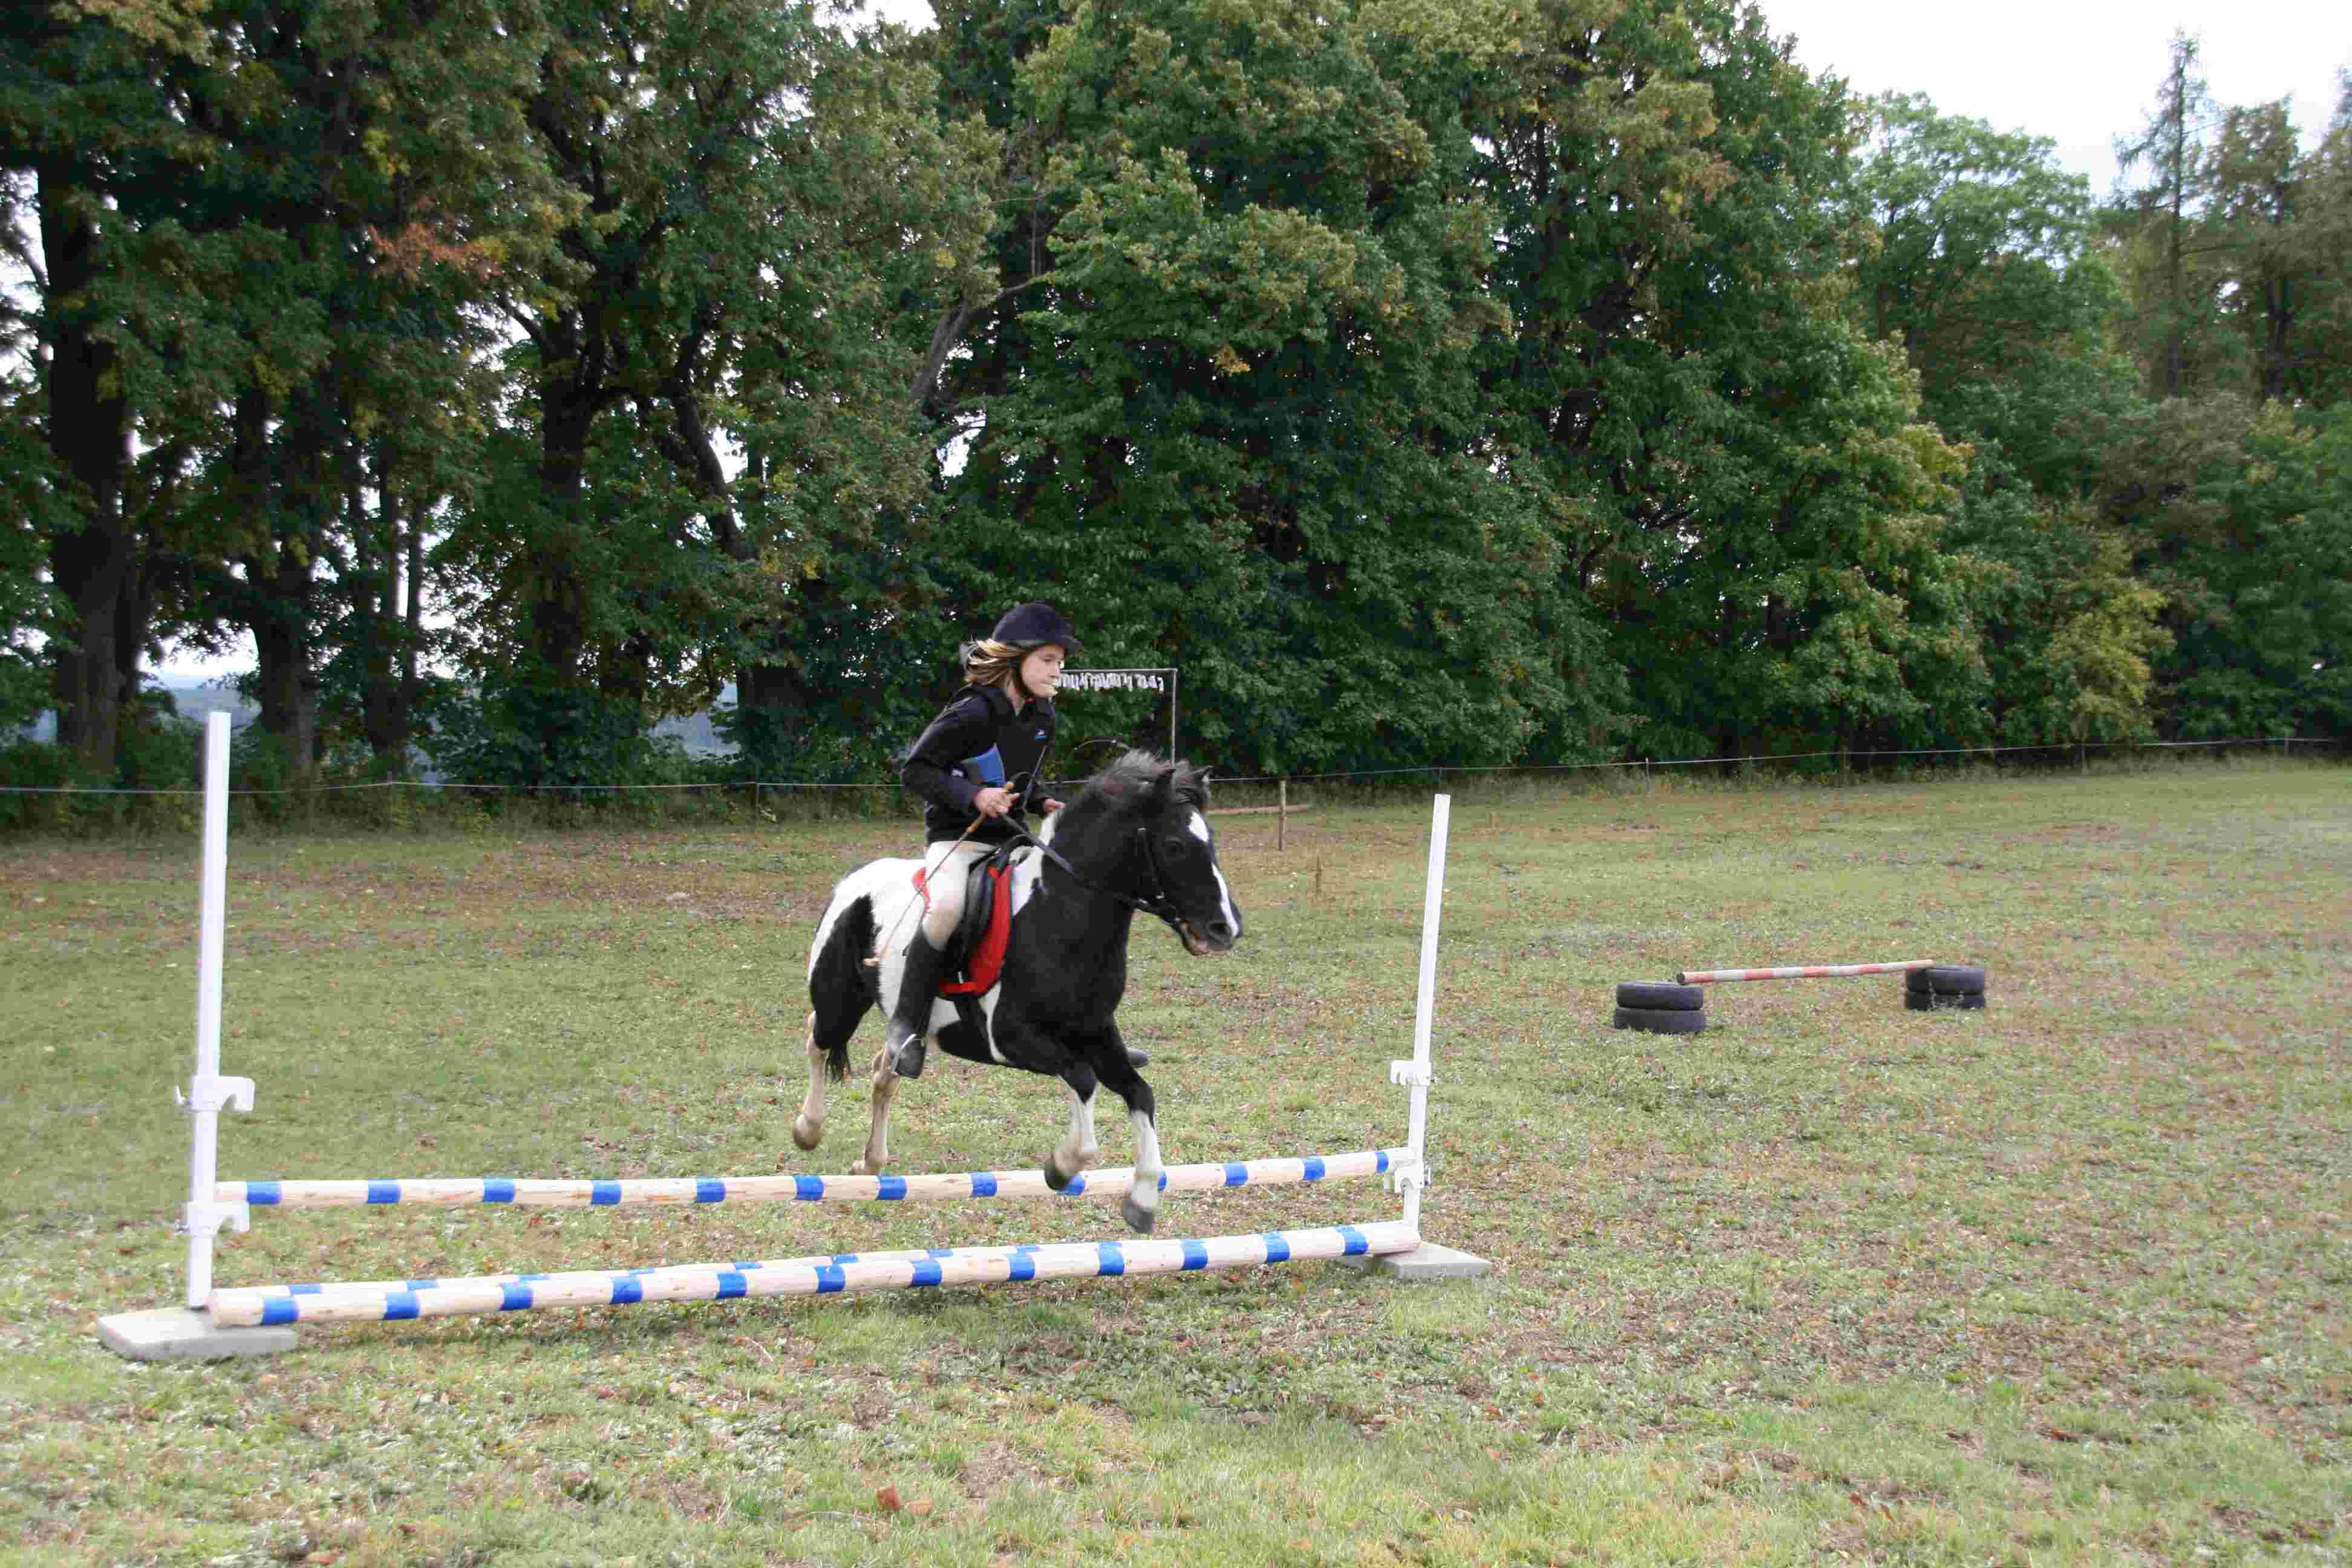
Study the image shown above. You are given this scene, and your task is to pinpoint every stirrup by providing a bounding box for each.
[886,1022,928,1080]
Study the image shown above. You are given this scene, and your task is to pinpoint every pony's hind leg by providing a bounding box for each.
[1044,1067,1102,1192]
[851,1047,898,1176]
[792,1011,828,1151]
[797,890,878,1154]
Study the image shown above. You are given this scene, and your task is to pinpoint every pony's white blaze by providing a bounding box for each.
[1188,811,1241,936]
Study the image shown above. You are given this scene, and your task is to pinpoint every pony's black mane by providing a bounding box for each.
[1060,750,1209,828]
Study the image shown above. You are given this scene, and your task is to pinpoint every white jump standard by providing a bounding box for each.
[94,714,289,1362]
[97,737,1485,1358]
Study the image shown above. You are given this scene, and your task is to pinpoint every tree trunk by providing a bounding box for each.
[402,484,425,738]
[2160,48,2193,399]
[39,158,134,768]
[234,387,322,773]
[250,547,319,769]
[358,442,410,760]
[528,373,598,682]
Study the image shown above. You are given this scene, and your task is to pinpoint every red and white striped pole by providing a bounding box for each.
[1675,960,1938,985]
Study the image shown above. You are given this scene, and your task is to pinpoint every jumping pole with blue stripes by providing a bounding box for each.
[98,725,1483,1359]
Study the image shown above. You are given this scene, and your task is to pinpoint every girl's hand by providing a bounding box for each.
[974,786,1015,817]
[1042,797,1065,814]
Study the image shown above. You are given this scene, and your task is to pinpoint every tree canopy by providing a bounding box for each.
[5,1,2347,797]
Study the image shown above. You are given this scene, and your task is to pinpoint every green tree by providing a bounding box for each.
[2200,87,2352,409]
[2111,31,2234,399]
[1848,93,2139,485]
[0,387,67,731]
[435,0,991,785]
[2206,100,2308,402]
[932,0,1575,773]
[1,0,212,766]
[1475,0,1981,760]
[1841,91,2164,745]
[2103,397,2352,737]
[2295,77,2352,407]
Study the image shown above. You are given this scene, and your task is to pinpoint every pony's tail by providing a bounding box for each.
[808,892,878,1084]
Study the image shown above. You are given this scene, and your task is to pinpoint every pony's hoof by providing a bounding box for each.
[1125,1047,1150,1068]
[1042,1159,1074,1193]
[790,1116,822,1151]
[1120,1195,1157,1234]
[851,1158,882,1177]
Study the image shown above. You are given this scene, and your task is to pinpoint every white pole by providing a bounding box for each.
[185,714,230,1305]
[1396,794,1450,1233]
[181,713,252,1308]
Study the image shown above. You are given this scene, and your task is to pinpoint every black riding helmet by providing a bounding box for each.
[990,601,1081,655]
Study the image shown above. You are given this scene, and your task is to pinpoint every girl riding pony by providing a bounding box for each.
[887,601,1079,1077]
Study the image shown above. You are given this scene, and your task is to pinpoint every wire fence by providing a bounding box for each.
[2,735,2341,836]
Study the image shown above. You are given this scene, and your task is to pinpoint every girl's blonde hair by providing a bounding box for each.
[961,638,1028,691]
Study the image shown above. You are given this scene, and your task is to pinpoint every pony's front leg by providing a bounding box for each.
[1097,1038,1161,1234]
[792,1011,828,1151]
[851,1047,898,1176]
[1045,1066,1101,1192]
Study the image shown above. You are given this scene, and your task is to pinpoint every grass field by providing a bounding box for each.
[4,759,2348,1566]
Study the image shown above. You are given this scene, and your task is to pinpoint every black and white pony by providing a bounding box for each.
[792,752,1243,1233]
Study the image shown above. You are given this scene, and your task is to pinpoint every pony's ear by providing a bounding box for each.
[1151,763,1177,808]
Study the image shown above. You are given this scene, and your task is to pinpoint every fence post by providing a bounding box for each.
[1278,779,1287,852]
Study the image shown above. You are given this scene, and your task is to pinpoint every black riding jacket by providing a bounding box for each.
[901,684,1057,846]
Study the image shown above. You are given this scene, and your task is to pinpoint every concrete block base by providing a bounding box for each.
[1339,1241,1493,1280]
[97,1307,298,1362]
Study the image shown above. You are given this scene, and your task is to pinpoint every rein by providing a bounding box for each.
[1005,818,1195,947]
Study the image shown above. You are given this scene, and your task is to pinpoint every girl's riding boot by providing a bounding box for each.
[884,935,953,1079]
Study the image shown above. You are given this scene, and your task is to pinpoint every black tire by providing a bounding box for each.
[1613,1005,1707,1034]
[1904,989,1986,1011]
[1905,964,1987,995]
[1616,981,1705,1011]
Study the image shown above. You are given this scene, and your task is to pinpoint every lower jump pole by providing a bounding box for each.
[1676,960,1938,984]
[209,1221,1420,1327]
[220,1147,1405,1210]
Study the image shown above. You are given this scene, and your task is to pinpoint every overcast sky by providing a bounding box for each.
[1756,0,2350,191]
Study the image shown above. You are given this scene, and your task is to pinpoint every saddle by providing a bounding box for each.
[911,842,1021,999]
